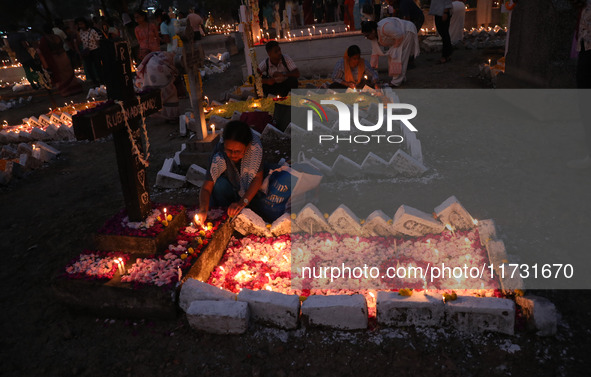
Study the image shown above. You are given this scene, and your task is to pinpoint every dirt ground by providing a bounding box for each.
[1,47,591,377]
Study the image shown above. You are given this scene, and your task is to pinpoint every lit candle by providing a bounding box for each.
[119,257,125,274]
[332,29,335,36]
[211,124,215,134]
[178,266,182,282]
[488,59,491,66]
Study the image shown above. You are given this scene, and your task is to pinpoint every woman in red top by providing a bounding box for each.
[134,10,160,61]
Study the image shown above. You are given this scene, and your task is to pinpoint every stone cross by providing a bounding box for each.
[72,41,162,221]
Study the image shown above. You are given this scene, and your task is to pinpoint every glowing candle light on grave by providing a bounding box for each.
[119,257,125,274]
[210,124,215,134]
[332,29,335,36]
[488,59,491,66]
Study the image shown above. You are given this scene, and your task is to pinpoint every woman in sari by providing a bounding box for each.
[195,121,265,223]
[38,24,82,97]
[330,44,379,89]
[134,10,160,61]
[135,51,179,121]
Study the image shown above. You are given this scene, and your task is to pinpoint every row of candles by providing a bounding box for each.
[256,25,352,44]
[208,23,239,35]
[419,24,507,36]
[1,60,21,68]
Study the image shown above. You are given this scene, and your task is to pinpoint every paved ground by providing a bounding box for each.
[1,46,590,377]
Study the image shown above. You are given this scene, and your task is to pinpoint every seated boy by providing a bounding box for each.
[258,41,300,97]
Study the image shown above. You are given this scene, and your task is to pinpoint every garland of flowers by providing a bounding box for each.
[116,98,150,168]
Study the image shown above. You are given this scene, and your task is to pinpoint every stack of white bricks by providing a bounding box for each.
[0,112,75,146]
[181,277,520,335]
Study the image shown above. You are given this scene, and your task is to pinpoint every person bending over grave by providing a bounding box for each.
[258,41,300,97]
[330,44,379,89]
[135,51,180,122]
[361,18,419,87]
[196,121,292,224]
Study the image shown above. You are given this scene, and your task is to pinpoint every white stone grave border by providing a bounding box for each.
[181,196,548,336]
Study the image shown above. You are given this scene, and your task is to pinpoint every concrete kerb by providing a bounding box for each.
[176,202,547,336]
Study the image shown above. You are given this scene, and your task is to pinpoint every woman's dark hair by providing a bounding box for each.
[223,121,253,146]
[75,17,91,28]
[265,40,280,52]
[361,21,377,34]
[135,10,148,20]
[347,45,361,57]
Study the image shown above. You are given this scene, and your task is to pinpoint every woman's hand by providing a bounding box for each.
[194,210,207,226]
[227,202,245,218]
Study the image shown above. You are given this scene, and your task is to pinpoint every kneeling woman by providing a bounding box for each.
[330,45,379,89]
[195,121,267,224]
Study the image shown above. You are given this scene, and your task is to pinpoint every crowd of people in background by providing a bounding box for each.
[2,7,217,100]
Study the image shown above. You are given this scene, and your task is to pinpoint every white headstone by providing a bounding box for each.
[360,152,392,176]
[295,203,332,234]
[389,149,427,177]
[392,205,445,237]
[327,204,361,235]
[270,213,291,236]
[361,210,393,237]
[331,155,362,177]
[233,208,271,237]
[434,195,475,231]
